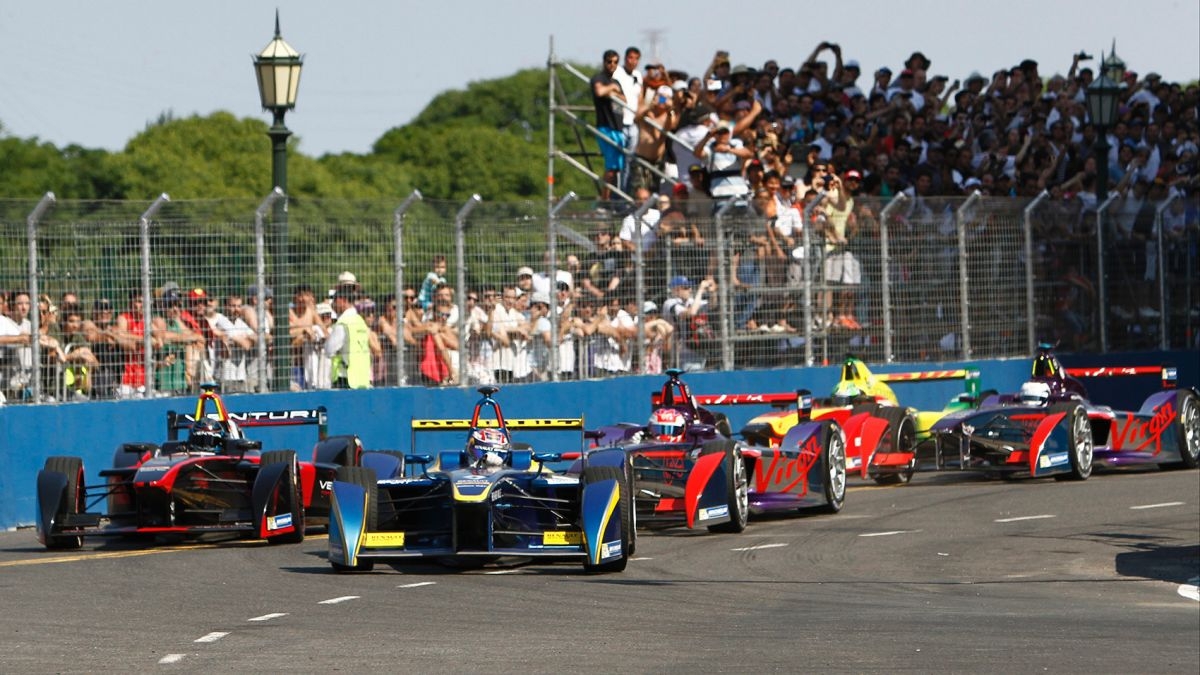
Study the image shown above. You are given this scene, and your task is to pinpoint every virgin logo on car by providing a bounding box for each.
[1110,401,1175,455]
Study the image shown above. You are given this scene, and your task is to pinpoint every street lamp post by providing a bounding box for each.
[1086,48,1122,201]
[253,11,303,392]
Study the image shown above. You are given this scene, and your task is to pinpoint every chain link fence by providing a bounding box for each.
[1,192,1196,404]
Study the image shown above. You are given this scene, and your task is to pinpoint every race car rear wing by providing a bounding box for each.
[1064,365,1177,389]
[661,391,817,415]
[167,403,328,441]
[871,368,981,398]
[409,418,587,456]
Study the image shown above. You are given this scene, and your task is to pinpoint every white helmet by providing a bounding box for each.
[1017,381,1051,406]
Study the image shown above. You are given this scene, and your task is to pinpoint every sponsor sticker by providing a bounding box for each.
[1038,455,1051,468]
[267,513,293,531]
[601,541,622,559]
[700,505,729,521]
[1046,452,1069,466]
[543,530,582,545]
[364,532,406,547]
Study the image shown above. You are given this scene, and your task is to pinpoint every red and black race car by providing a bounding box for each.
[588,370,847,534]
[35,384,367,549]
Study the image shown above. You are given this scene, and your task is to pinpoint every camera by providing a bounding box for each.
[1075,51,1093,61]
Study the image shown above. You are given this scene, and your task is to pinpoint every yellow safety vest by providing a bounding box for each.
[332,310,371,389]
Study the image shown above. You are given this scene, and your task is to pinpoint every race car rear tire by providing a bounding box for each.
[331,466,377,572]
[1050,403,1092,481]
[581,465,632,573]
[816,425,847,513]
[1163,392,1199,470]
[702,441,749,533]
[43,456,85,550]
[261,450,305,544]
[871,408,917,485]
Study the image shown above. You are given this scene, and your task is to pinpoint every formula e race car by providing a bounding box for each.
[719,357,983,484]
[587,369,846,533]
[916,346,1199,477]
[327,386,633,574]
[35,384,368,549]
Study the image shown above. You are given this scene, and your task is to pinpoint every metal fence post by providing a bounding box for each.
[254,189,283,393]
[25,192,56,403]
[878,193,907,364]
[802,192,829,367]
[1095,195,1117,352]
[548,191,577,382]
[392,190,423,386]
[714,199,737,371]
[1022,190,1049,356]
[1154,193,1177,349]
[954,191,982,360]
[630,194,656,373]
[455,195,482,386]
[140,194,170,397]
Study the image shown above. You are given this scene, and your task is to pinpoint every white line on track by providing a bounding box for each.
[247,613,287,622]
[194,632,229,643]
[398,581,437,589]
[1179,578,1200,602]
[158,654,186,664]
[630,557,654,561]
[858,530,922,537]
[731,543,789,552]
[484,569,518,575]
[1130,501,1184,510]
[318,596,360,605]
[994,514,1056,523]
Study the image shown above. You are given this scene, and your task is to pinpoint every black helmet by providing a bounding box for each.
[188,418,225,451]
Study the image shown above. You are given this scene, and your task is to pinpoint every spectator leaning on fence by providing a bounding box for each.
[325,287,371,390]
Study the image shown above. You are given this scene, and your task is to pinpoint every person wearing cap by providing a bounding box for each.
[661,275,714,369]
[632,83,679,193]
[639,299,674,374]
[696,121,754,204]
[324,286,371,389]
[150,289,204,395]
[525,291,554,381]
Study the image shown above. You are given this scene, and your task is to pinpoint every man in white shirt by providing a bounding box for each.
[618,186,661,254]
[612,46,644,193]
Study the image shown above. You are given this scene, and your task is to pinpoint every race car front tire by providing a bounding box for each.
[331,466,377,572]
[43,456,85,550]
[1051,403,1093,481]
[260,450,305,544]
[871,408,917,485]
[817,425,847,513]
[1163,391,1199,470]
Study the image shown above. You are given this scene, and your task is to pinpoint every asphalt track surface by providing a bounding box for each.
[1,469,1197,673]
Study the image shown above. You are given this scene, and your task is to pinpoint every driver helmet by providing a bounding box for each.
[467,427,510,462]
[648,407,687,442]
[832,382,862,406]
[1017,381,1052,406]
[188,418,225,451]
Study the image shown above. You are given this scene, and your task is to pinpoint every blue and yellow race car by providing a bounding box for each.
[327,386,634,574]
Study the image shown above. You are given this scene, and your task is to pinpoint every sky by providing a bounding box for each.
[1,0,1197,158]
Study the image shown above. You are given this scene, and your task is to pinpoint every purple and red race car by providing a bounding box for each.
[917,345,1198,478]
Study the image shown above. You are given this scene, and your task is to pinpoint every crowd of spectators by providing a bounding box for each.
[2,44,1197,401]
[587,41,1199,346]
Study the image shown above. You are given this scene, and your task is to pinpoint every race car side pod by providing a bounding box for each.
[1064,365,1176,390]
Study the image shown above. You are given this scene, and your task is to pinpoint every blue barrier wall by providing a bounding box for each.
[2,351,1195,530]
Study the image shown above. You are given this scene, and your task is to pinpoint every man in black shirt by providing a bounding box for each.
[591,49,627,204]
